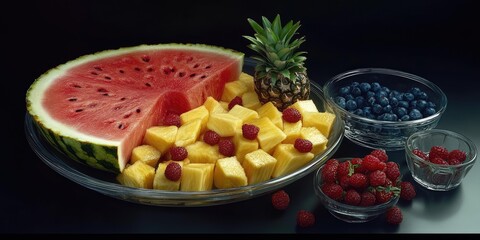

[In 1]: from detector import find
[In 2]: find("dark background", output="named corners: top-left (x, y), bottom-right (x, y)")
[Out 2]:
top-left (2, 0), bottom-right (480, 234)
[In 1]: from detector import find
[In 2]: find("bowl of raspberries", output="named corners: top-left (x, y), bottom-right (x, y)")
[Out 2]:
top-left (313, 149), bottom-right (416, 223)
top-left (405, 129), bottom-right (477, 191)
top-left (323, 68), bottom-right (447, 151)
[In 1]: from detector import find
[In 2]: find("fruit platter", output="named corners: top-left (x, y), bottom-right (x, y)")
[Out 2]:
top-left (24, 15), bottom-right (345, 206)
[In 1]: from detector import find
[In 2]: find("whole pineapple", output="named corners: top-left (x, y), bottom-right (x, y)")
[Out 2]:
top-left (244, 14), bottom-right (310, 111)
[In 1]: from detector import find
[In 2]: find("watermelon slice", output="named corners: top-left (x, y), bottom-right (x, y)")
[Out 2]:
top-left (26, 43), bottom-right (244, 173)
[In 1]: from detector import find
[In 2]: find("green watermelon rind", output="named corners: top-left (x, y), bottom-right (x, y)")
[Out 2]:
top-left (26, 43), bottom-right (244, 173)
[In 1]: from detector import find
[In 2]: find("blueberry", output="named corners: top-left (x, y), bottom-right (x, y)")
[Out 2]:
top-left (359, 82), bottom-right (371, 93)
top-left (345, 94), bottom-right (354, 101)
top-left (389, 97), bottom-right (399, 107)
top-left (375, 90), bottom-right (388, 99)
top-left (362, 106), bottom-right (372, 115)
top-left (367, 96), bottom-right (376, 106)
top-left (409, 109), bottom-right (423, 120)
top-left (400, 115), bottom-right (410, 121)
top-left (346, 99), bottom-right (358, 110)
top-left (409, 87), bottom-right (422, 96)
top-left (427, 101), bottom-right (436, 109)
top-left (389, 90), bottom-right (400, 99)
top-left (395, 107), bottom-right (408, 117)
top-left (398, 100), bottom-right (409, 108)
top-left (339, 86), bottom-right (351, 96)
top-left (366, 91), bottom-right (375, 98)
top-left (353, 108), bottom-right (364, 117)
top-left (371, 82), bottom-right (381, 92)
top-left (372, 104), bottom-right (383, 114)
top-left (396, 92), bottom-right (405, 101)
top-left (417, 91), bottom-right (428, 100)
top-left (417, 100), bottom-right (427, 110)
top-left (366, 113), bottom-right (376, 119)
top-left (423, 107), bottom-right (436, 116)
top-left (350, 81), bottom-right (360, 88)
top-left (409, 100), bottom-right (418, 110)
top-left (404, 93), bottom-right (415, 101)
top-left (383, 104), bottom-right (392, 113)
top-left (378, 96), bottom-right (389, 107)
top-left (351, 87), bottom-right (362, 96)
top-left (377, 113), bottom-right (395, 121)
top-left (355, 96), bottom-right (365, 108)
top-left (381, 86), bottom-right (391, 93)
top-left (335, 96), bottom-right (346, 109)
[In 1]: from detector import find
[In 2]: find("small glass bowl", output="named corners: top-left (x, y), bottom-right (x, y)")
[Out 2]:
top-left (405, 129), bottom-right (477, 191)
top-left (313, 158), bottom-right (399, 223)
top-left (323, 68), bottom-right (447, 151)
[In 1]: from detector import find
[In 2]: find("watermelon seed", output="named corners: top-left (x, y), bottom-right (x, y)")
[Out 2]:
top-left (178, 72), bottom-right (186, 77)
top-left (118, 123), bottom-right (125, 129)
top-left (136, 108), bottom-right (141, 113)
top-left (200, 75), bottom-right (207, 79)
top-left (119, 70), bottom-right (125, 74)
top-left (123, 113), bottom-right (132, 119)
top-left (170, 67), bottom-right (176, 72)
top-left (102, 93), bottom-right (109, 96)
top-left (189, 73), bottom-right (196, 78)
top-left (120, 97), bottom-right (126, 101)
top-left (104, 76), bottom-right (112, 80)
top-left (68, 98), bottom-right (77, 102)
top-left (72, 84), bottom-right (82, 88)
top-left (90, 71), bottom-right (98, 75)
top-left (162, 67), bottom-right (171, 75)
top-left (141, 55), bottom-right (150, 62)
top-left (94, 66), bottom-right (103, 71)
top-left (75, 109), bottom-right (84, 112)
top-left (193, 63), bottom-right (199, 68)
top-left (147, 67), bottom-right (154, 72)
top-left (134, 67), bottom-right (141, 72)
top-left (205, 65), bottom-right (212, 69)
top-left (97, 88), bottom-right (108, 92)
top-left (145, 82), bottom-right (152, 87)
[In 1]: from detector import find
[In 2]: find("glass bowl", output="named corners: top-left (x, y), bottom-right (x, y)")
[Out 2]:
top-left (313, 157), bottom-right (399, 223)
top-left (323, 68), bottom-right (447, 151)
top-left (405, 129), bottom-right (477, 191)
top-left (24, 58), bottom-right (345, 207)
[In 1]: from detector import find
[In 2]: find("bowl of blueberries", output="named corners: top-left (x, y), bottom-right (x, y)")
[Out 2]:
top-left (323, 68), bottom-right (447, 151)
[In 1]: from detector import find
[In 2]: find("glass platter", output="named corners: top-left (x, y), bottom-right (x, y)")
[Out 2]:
top-left (24, 58), bottom-right (345, 207)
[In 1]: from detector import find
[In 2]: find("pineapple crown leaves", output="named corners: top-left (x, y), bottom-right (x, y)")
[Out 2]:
top-left (243, 14), bottom-right (307, 85)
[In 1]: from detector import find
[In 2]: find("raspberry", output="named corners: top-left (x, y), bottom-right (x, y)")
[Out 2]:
top-left (282, 108), bottom-right (302, 123)
top-left (430, 157), bottom-right (448, 165)
top-left (412, 149), bottom-right (428, 160)
top-left (321, 163), bottom-right (338, 183)
top-left (294, 138), bottom-right (313, 153)
top-left (164, 162), bottom-right (182, 181)
top-left (383, 178), bottom-right (393, 187)
top-left (386, 206), bottom-right (403, 225)
top-left (375, 190), bottom-right (393, 204)
top-left (369, 170), bottom-right (386, 187)
top-left (359, 191), bottom-right (376, 206)
top-left (363, 154), bottom-right (384, 172)
top-left (170, 146), bottom-right (188, 161)
top-left (337, 161), bottom-right (351, 177)
top-left (344, 189), bottom-right (361, 206)
top-left (296, 210), bottom-right (315, 228)
top-left (400, 181), bottom-right (416, 201)
top-left (271, 190), bottom-right (290, 210)
top-left (228, 96), bottom-right (243, 110)
top-left (321, 183), bottom-right (344, 201)
top-left (163, 113), bottom-right (181, 127)
top-left (351, 158), bottom-right (366, 173)
top-left (429, 146), bottom-right (449, 161)
top-left (349, 173), bottom-right (368, 190)
top-left (339, 175), bottom-right (350, 189)
top-left (242, 124), bottom-right (259, 140)
top-left (203, 130), bottom-right (220, 145)
top-left (448, 158), bottom-right (462, 165)
top-left (326, 158), bottom-right (339, 167)
top-left (370, 149), bottom-right (388, 162)
top-left (385, 162), bottom-right (401, 182)
top-left (448, 149), bottom-right (466, 162)
top-left (218, 138), bottom-right (235, 156)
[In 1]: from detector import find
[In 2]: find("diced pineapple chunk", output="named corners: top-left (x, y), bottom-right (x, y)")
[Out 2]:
top-left (272, 144), bottom-right (314, 178)
top-left (228, 105), bottom-right (259, 122)
top-left (214, 156), bottom-right (248, 189)
top-left (181, 163), bottom-right (214, 191)
top-left (117, 161), bottom-right (155, 189)
top-left (248, 117), bottom-right (286, 154)
top-left (238, 72), bottom-right (255, 92)
top-left (143, 126), bottom-right (178, 154)
top-left (207, 113), bottom-right (242, 137)
top-left (256, 101), bottom-right (283, 129)
top-left (130, 145), bottom-right (161, 167)
top-left (180, 105), bottom-right (209, 132)
top-left (204, 96), bottom-right (227, 114)
top-left (243, 149), bottom-right (277, 185)
top-left (290, 100), bottom-right (319, 115)
top-left (221, 80), bottom-right (248, 103)
top-left (282, 121), bottom-right (303, 144)
top-left (153, 160), bottom-right (185, 191)
top-left (233, 134), bottom-right (259, 164)
top-left (175, 118), bottom-right (202, 147)
top-left (219, 101), bottom-right (229, 111)
top-left (302, 112), bottom-right (336, 137)
top-left (185, 141), bottom-right (221, 164)
top-left (300, 127), bottom-right (328, 155)
top-left (242, 91), bottom-right (261, 110)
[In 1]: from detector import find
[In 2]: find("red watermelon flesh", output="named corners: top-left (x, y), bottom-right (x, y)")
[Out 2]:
top-left (28, 44), bottom-right (244, 172)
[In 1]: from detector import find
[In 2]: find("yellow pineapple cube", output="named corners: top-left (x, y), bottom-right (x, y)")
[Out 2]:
top-left (291, 100), bottom-right (319, 115)
top-left (282, 121), bottom-right (303, 144)
top-left (117, 161), bottom-right (155, 189)
top-left (181, 163), bottom-right (214, 191)
top-left (256, 101), bottom-right (283, 129)
top-left (204, 96), bottom-right (227, 114)
top-left (228, 105), bottom-right (259, 122)
top-left (302, 112), bottom-right (336, 137)
top-left (221, 80), bottom-right (248, 102)
top-left (175, 118), bottom-right (202, 147)
top-left (238, 72), bottom-right (255, 92)
top-left (185, 141), bottom-right (221, 164)
top-left (300, 127), bottom-right (328, 155)
top-left (248, 117), bottom-right (286, 154)
top-left (130, 144), bottom-right (161, 167)
top-left (143, 126), bottom-right (178, 154)
top-left (243, 149), bottom-right (277, 185)
top-left (153, 160), bottom-right (185, 191)
top-left (214, 156), bottom-right (248, 189)
top-left (180, 105), bottom-right (209, 132)
top-left (219, 101), bottom-right (229, 111)
top-left (272, 144), bottom-right (314, 178)
top-left (207, 113), bottom-right (242, 137)
top-left (242, 91), bottom-right (261, 110)
top-left (233, 134), bottom-right (259, 164)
